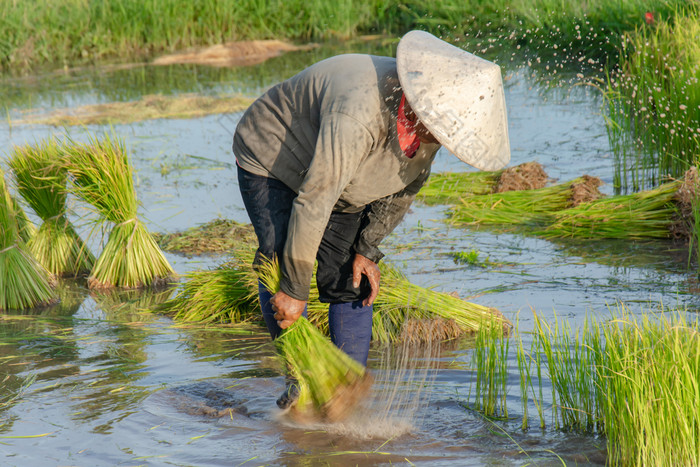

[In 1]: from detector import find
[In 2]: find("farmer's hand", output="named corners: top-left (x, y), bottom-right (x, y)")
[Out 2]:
top-left (352, 254), bottom-right (380, 306)
top-left (271, 291), bottom-right (306, 329)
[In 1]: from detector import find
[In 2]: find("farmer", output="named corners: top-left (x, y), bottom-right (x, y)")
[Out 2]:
top-left (232, 30), bottom-right (510, 408)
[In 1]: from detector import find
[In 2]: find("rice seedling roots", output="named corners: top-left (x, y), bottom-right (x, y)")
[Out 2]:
top-left (286, 371), bottom-right (374, 424)
top-left (494, 161), bottom-right (548, 193)
top-left (570, 175), bottom-right (604, 206)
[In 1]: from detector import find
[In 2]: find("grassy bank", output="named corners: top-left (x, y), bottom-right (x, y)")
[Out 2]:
top-left (1, 0), bottom-right (693, 73)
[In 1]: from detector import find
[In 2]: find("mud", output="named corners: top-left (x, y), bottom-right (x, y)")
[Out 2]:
top-left (168, 381), bottom-right (249, 418)
top-left (493, 161), bottom-right (549, 193)
top-left (153, 40), bottom-right (319, 67)
top-left (570, 174), bottom-right (604, 206)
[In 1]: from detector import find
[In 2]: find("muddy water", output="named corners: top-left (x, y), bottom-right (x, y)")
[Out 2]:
top-left (0, 40), bottom-right (696, 466)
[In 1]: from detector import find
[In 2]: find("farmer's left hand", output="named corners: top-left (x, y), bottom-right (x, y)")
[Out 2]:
top-left (352, 254), bottom-right (380, 306)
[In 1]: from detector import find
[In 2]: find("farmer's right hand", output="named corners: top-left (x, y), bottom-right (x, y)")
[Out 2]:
top-left (270, 290), bottom-right (306, 329)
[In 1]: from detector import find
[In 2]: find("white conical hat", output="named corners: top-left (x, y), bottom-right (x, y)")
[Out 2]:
top-left (397, 30), bottom-right (511, 171)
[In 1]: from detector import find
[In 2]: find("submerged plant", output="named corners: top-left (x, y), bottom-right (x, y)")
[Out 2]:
top-left (8, 138), bottom-right (95, 276)
top-left (0, 168), bottom-right (56, 311)
top-left (257, 257), bottom-right (371, 423)
top-left (63, 133), bottom-right (174, 288)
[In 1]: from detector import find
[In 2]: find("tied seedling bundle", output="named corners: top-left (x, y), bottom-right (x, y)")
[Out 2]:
top-left (373, 263), bottom-right (511, 344)
top-left (418, 162), bottom-right (548, 206)
top-left (448, 175), bottom-right (603, 227)
top-left (538, 179), bottom-right (682, 239)
top-left (257, 258), bottom-right (371, 423)
top-left (64, 134), bottom-right (173, 288)
top-left (9, 138), bottom-right (95, 276)
top-left (0, 168), bottom-right (56, 311)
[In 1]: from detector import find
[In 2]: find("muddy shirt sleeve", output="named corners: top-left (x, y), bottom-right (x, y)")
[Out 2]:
top-left (280, 113), bottom-right (373, 301)
top-left (353, 166), bottom-right (431, 263)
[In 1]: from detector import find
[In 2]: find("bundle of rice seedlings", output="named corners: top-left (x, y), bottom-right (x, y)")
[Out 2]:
top-left (157, 262), bottom-right (259, 324)
top-left (257, 258), bottom-right (371, 423)
top-left (538, 179), bottom-right (682, 239)
top-left (8, 138), bottom-right (95, 277)
top-left (417, 162), bottom-right (549, 205)
top-left (447, 175), bottom-right (603, 227)
top-left (11, 195), bottom-right (36, 243)
top-left (373, 263), bottom-right (511, 344)
top-left (63, 133), bottom-right (174, 288)
top-left (0, 168), bottom-right (57, 311)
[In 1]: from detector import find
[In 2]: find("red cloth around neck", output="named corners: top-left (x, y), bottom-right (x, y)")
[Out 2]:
top-left (397, 93), bottom-right (420, 158)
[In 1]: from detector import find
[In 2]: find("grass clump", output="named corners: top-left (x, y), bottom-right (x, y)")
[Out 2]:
top-left (153, 218), bottom-right (256, 256)
top-left (63, 133), bottom-right (174, 289)
top-left (257, 258), bottom-right (371, 423)
top-left (8, 138), bottom-right (95, 277)
top-left (606, 6), bottom-right (700, 191)
top-left (0, 168), bottom-right (57, 311)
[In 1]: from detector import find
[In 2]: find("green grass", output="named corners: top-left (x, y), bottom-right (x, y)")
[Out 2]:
top-left (469, 303), bottom-right (700, 464)
top-left (605, 5), bottom-right (700, 191)
top-left (1, 0), bottom-right (693, 73)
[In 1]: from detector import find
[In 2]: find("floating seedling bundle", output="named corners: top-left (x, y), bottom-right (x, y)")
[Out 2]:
top-left (9, 138), bottom-right (95, 277)
top-left (257, 258), bottom-right (371, 423)
top-left (0, 168), bottom-right (56, 311)
top-left (538, 178), bottom-right (683, 239)
top-left (418, 162), bottom-right (549, 206)
top-left (448, 175), bottom-right (603, 227)
top-left (64, 134), bottom-right (173, 288)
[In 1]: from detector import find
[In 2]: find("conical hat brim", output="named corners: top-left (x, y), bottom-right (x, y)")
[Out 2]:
top-left (397, 30), bottom-right (511, 171)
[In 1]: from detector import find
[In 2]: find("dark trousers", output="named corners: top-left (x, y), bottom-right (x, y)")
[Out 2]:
top-left (237, 166), bottom-right (373, 365)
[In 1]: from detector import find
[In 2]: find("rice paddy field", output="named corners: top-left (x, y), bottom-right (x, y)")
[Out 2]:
top-left (1, 4), bottom-right (699, 466)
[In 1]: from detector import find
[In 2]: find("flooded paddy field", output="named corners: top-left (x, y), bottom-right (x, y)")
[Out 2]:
top-left (1, 40), bottom-right (697, 466)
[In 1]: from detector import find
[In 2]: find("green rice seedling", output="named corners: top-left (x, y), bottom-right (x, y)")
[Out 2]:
top-left (375, 262), bottom-right (511, 344)
top-left (538, 178), bottom-right (681, 239)
top-left (597, 304), bottom-right (700, 466)
top-left (418, 171), bottom-right (500, 206)
top-left (471, 318), bottom-right (510, 418)
top-left (11, 195), bottom-right (36, 243)
top-left (157, 263), bottom-right (259, 325)
top-left (418, 162), bottom-right (549, 206)
top-left (447, 176), bottom-right (603, 228)
top-left (0, 168), bottom-right (57, 311)
top-left (63, 133), bottom-right (174, 289)
top-left (8, 138), bottom-right (95, 277)
top-left (257, 257), bottom-right (371, 423)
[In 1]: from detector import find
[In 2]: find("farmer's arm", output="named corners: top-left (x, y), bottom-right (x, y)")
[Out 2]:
top-left (350, 167), bottom-right (431, 306)
top-left (272, 113), bottom-right (373, 328)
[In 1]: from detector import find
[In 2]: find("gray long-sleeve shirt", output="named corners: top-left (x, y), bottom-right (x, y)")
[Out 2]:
top-left (233, 54), bottom-right (439, 300)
